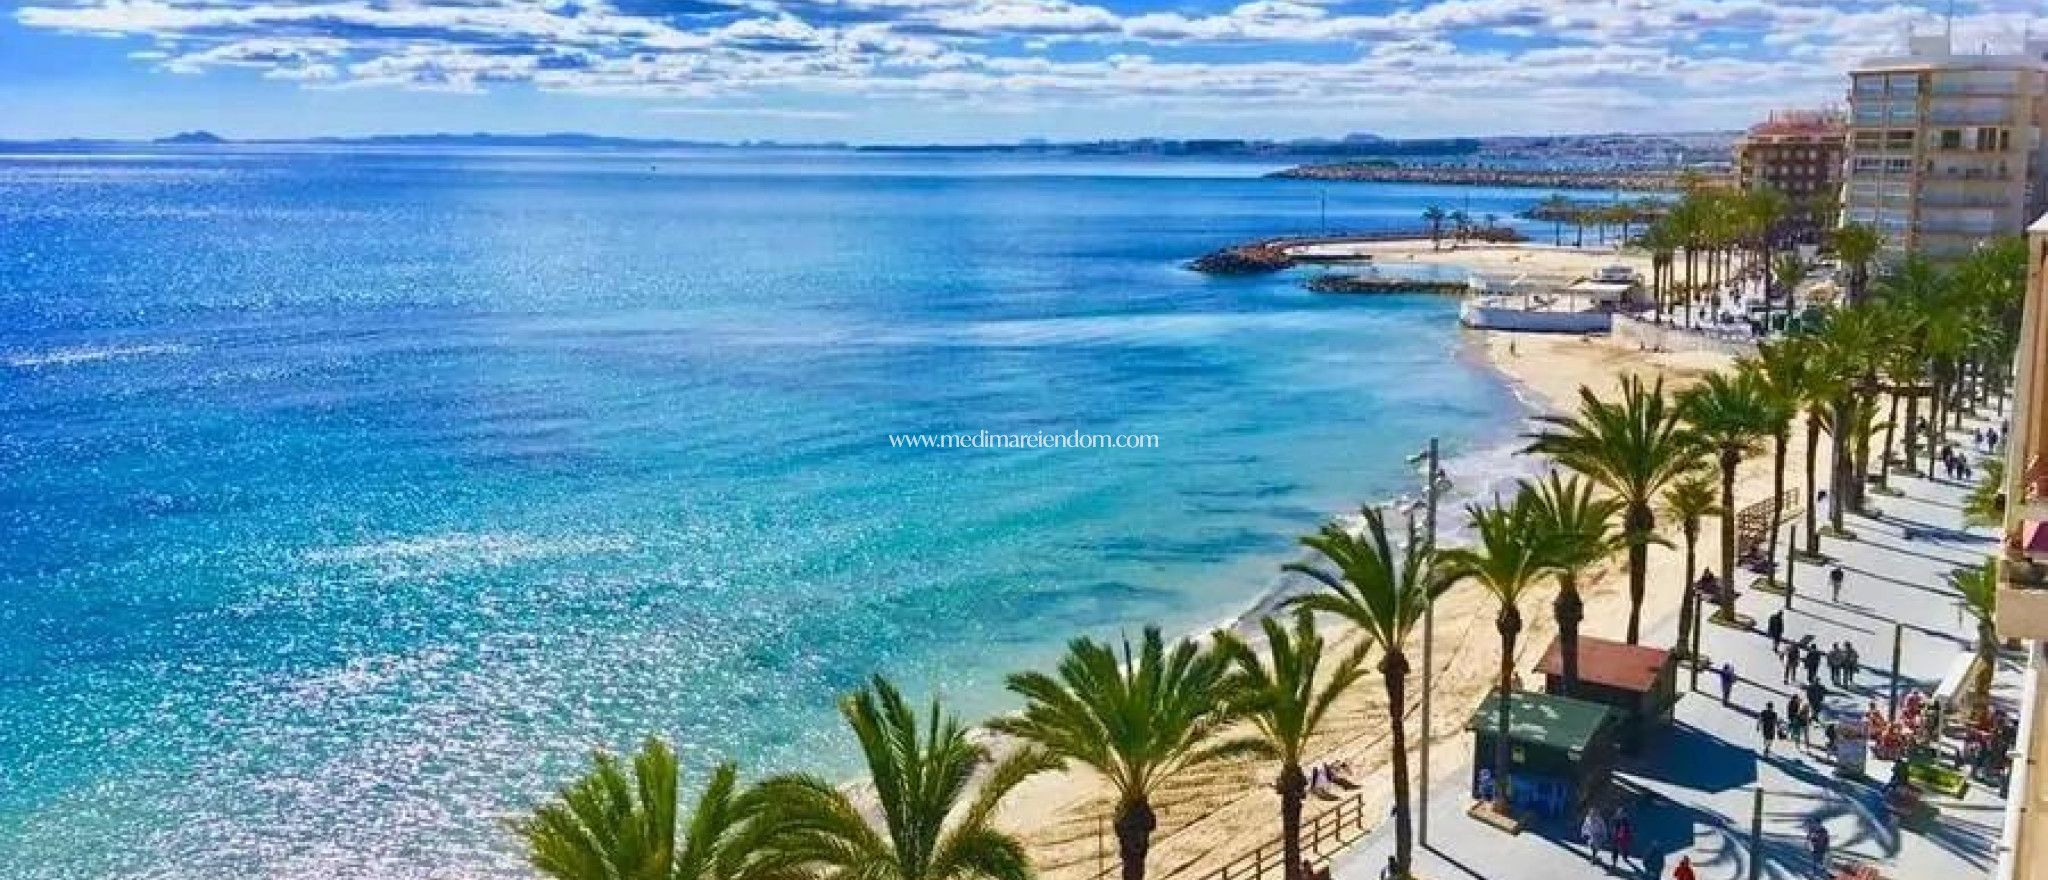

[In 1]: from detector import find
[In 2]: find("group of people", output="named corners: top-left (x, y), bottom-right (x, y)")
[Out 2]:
top-left (1578, 804), bottom-right (1637, 870)
top-left (1938, 443), bottom-right (1976, 482)
top-left (1972, 425), bottom-right (2002, 454)
top-left (1765, 612), bottom-right (1860, 689)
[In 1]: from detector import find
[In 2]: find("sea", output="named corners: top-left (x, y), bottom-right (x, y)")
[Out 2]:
top-left (0, 147), bottom-right (1558, 880)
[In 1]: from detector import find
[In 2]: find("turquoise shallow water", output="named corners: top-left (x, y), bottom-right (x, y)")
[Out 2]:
top-left (0, 148), bottom-right (1540, 879)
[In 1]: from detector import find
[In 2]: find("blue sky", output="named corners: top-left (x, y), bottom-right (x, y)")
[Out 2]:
top-left (1, 1), bottom-right (2040, 142)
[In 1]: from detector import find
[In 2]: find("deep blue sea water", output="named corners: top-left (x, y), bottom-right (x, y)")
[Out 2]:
top-left (0, 148), bottom-right (1543, 880)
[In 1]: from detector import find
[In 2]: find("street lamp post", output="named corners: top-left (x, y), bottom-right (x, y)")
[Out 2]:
top-left (1417, 438), bottom-right (1441, 846)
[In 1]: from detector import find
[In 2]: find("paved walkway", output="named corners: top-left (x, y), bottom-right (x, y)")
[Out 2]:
top-left (1334, 414), bottom-right (2025, 880)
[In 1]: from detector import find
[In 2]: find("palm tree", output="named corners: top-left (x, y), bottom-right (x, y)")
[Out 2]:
top-left (1526, 375), bottom-right (1700, 644)
top-left (1832, 223), bottom-right (1882, 306)
top-left (1746, 341), bottom-right (1809, 573)
top-left (1422, 206), bottom-right (1447, 252)
top-left (991, 628), bottom-right (1251, 880)
top-left (1449, 209), bottom-right (1473, 243)
top-left (1437, 494), bottom-right (1551, 812)
top-left (1680, 371), bottom-right (1772, 620)
top-left (1538, 194), bottom-right (1572, 246)
top-left (1285, 507), bottom-right (1450, 878)
top-left (1213, 610), bottom-right (1369, 880)
top-left (768, 678), bottom-right (1056, 880)
top-left (514, 739), bottom-right (797, 880)
top-left (1659, 472), bottom-right (1720, 667)
top-left (1521, 471), bottom-right (1627, 695)
top-left (1946, 559), bottom-right (2000, 723)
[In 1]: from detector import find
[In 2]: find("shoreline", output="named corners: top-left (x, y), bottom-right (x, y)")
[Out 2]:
top-left (1000, 248), bottom-right (1783, 880)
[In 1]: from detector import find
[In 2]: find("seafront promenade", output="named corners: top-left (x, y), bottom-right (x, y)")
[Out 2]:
top-left (1331, 413), bottom-right (2023, 880)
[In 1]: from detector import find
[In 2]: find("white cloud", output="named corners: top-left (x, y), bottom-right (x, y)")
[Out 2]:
top-left (12, 0), bottom-right (2044, 133)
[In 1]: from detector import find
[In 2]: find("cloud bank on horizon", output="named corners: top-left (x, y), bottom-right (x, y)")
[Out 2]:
top-left (7, 0), bottom-right (2045, 140)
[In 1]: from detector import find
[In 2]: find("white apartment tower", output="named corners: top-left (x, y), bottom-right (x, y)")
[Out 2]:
top-left (1843, 34), bottom-right (2048, 259)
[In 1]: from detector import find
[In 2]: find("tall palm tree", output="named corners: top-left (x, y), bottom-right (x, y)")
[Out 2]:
top-left (1946, 559), bottom-right (2000, 723)
top-left (1832, 223), bottom-right (1882, 306)
top-left (1813, 305), bottom-right (1886, 529)
top-left (991, 628), bottom-right (1251, 880)
top-left (1526, 375), bottom-right (1700, 644)
top-left (1422, 206), bottom-right (1448, 252)
top-left (1680, 371), bottom-right (1772, 619)
top-left (1213, 610), bottom-right (1369, 880)
top-left (1659, 472), bottom-right (1720, 668)
top-left (514, 739), bottom-right (797, 880)
top-left (768, 678), bottom-right (1057, 880)
top-left (1437, 494), bottom-right (1552, 812)
top-left (1285, 507), bottom-right (1451, 878)
top-left (1538, 194), bottom-right (1572, 246)
top-left (1521, 471), bottom-right (1627, 695)
top-left (1745, 341), bottom-right (1809, 572)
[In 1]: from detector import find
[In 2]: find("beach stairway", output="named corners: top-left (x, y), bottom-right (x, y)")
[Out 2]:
top-left (1737, 490), bottom-right (1804, 574)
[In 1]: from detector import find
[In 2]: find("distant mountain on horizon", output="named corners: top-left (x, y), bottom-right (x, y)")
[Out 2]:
top-left (2, 129), bottom-right (1740, 164)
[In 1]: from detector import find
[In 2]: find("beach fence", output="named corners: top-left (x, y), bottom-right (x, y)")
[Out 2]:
top-left (1086, 790), bottom-right (1377, 880)
top-left (1610, 313), bottom-right (1761, 358)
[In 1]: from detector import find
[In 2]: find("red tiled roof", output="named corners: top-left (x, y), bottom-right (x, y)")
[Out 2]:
top-left (1537, 635), bottom-right (1671, 693)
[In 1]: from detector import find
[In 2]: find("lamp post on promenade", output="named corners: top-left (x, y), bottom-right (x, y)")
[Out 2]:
top-left (1416, 438), bottom-right (1443, 845)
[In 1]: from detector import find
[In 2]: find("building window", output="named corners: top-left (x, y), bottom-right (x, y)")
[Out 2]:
top-left (1939, 129), bottom-right (1962, 149)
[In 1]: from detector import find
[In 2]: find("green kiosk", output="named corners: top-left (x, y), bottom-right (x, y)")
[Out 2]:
top-left (1466, 689), bottom-right (1623, 820)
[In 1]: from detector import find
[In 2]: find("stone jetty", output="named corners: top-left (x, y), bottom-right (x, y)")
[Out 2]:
top-left (1269, 163), bottom-right (1692, 192)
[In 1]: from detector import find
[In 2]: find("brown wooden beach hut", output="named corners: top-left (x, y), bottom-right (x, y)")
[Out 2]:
top-left (1537, 635), bottom-right (1679, 748)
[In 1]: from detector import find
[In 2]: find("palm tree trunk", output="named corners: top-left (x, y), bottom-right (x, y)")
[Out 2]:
top-left (1718, 450), bottom-right (1739, 618)
top-left (1556, 573), bottom-right (1584, 693)
top-left (1625, 504), bottom-right (1652, 644)
top-left (1382, 652), bottom-right (1414, 878)
top-left (1676, 529), bottom-right (1698, 660)
top-left (1843, 397), bottom-right (1859, 528)
top-left (1928, 376), bottom-right (1945, 476)
top-left (1492, 609), bottom-right (1521, 812)
top-left (1974, 622), bottom-right (1996, 724)
top-left (1803, 414), bottom-right (1821, 554)
top-left (1902, 393), bottom-right (1922, 475)
top-left (1880, 394), bottom-right (1900, 486)
top-left (1278, 765), bottom-right (1306, 880)
top-left (1114, 800), bottom-right (1157, 880)
top-left (1767, 430), bottom-right (1788, 572)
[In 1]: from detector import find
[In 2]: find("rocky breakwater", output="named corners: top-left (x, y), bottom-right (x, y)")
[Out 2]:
top-left (1188, 241), bottom-right (1297, 274)
top-left (1305, 275), bottom-right (1468, 295)
top-left (1269, 163), bottom-right (1692, 192)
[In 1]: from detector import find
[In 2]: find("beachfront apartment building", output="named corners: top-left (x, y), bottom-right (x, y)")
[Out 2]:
top-left (1996, 212), bottom-right (2048, 880)
top-left (1734, 109), bottom-right (1846, 238)
top-left (1842, 35), bottom-right (2048, 260)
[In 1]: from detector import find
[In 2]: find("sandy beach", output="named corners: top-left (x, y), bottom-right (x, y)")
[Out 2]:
top-left (998, 249), bottom-right (1820, 880)
top-left (1286, 239), bottom-right (1653, 286)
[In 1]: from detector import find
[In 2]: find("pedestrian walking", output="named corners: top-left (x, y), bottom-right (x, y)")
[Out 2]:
top-left (1830, 566), bottom-right (1845, 603)
top-left (1805, 680), bottom-right (1829, 720)
top-left (1611, 808), bottom-right (1634, 867)
top-left (1788, 695), bottom-right (1809, 745)
top-left (1672, 855), bottom-right (1697, 880)
top-left (1783, 639), bottom-right (1801, 683)
top-left (1581, 809), bottom-right (1608, 861)
top-left (1846, 644), bottom-right (1861, 685)
top-left (1719, 660), bottom-right (1737, 705)
top-left (1806, 822), bottom-right (1831, 872)
top-left (1803, 644), bottom-right (1824, 685)
top-left (1767, 609), bottom-right (1785, 650)
top-left (1759, 702), bottom-right (1782, 755)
